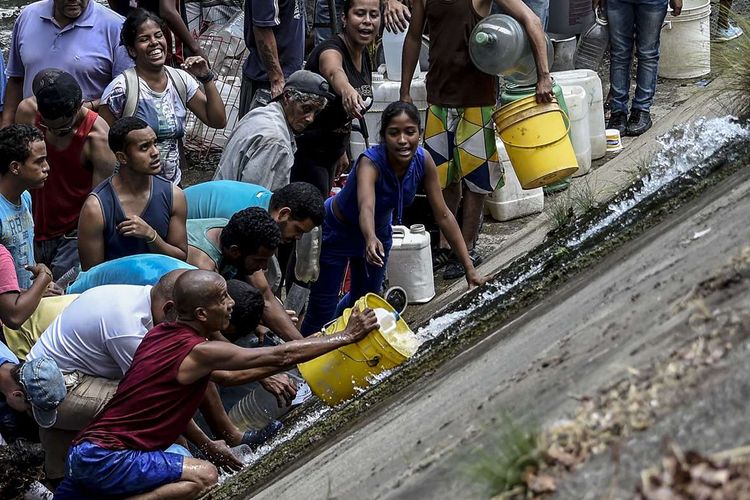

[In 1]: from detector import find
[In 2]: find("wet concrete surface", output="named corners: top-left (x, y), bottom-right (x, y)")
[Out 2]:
top-left (246, 153), bottom-right (750, 499)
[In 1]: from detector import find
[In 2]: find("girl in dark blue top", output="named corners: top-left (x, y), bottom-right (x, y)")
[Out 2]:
top-left (301, 102), bottom-right (486, 335)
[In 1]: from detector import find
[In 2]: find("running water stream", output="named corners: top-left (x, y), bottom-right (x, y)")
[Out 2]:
top-left (214, 116), bottom-right (750, 489)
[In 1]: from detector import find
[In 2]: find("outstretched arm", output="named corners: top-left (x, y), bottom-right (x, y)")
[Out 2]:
top-left (248, 270), bottom-right (303, 341)
top-left (423, 151), bottom-right (486, 288)
top-left (179, 308), bottom-right (378, 384)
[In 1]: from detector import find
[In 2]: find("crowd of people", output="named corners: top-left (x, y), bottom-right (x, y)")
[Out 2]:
top-left (0, 0), bottom-right (736, 496)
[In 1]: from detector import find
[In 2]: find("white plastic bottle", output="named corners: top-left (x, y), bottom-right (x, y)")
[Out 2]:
top-left (382, 25), bottom-right (420, 81)
top-left (373, 307), bottom-right (398, 335)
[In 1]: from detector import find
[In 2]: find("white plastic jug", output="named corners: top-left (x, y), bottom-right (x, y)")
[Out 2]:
top-left (562, 85), bottom-right (592, 176)
top-left (485, 140), bottom-right (544, 222)
top-left (386, 224), bottom-right (435, 303)
top-left (382, 25), bottom-right (420, 81)
top-left (551, 69), bottom-right (607, 160)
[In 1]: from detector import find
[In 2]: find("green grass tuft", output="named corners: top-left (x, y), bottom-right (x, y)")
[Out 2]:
top-left (462, 414), bottom-right (542, 497)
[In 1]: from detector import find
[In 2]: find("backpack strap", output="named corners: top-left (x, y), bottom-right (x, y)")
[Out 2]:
top-left (122, 67), bottom-right (140, 118)
top-left (165, 66), bottom-right (188, 105)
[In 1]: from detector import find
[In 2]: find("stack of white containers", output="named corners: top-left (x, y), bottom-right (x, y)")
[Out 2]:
top-left (387, 224), bottom-right (435, 303)
top-left (485, 139), bottom-right (544, 221)
top-left (550, 69), bottom-right (607, 160)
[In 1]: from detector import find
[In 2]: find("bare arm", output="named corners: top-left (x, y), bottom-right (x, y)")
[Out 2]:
top-left (211, 365), bottom-right (285, 386)
top-left (355, 159), bottom-right (384, 267)
top-left (198, 382), bottom-right (244, 445)
top-left (158, 0), bottom-right (205, 58)
top-left (84, 116), bottom-right (116, 186)
top-left (178, 308), bottom-right (378, 384)
top-left (187, 245), bottom-right (219, 272)
top-left (147, 184), bottom-right (189, 261)
top-left (2, 77), bottom-right (24, 127)
top-left (318, 49), bottom-right (365, 119)
top-left (399, 0), bottom-right (425, 102)
top-left (494, 0), bottom-right (553, 102)
top-left (0, 265), bottom-right (53, 329)
top-left (253, 26), bottom-right (285, 98)
top-left (77, 195), bottom-right (107, 271)
top-left (248, 270), bottom-right (303, 341)
top-left (184, 60), bottom-right (227, 129)
top-left (423, 151), bottom-right (486, 288)
top-left (98, 105), bottom-right (117, 127)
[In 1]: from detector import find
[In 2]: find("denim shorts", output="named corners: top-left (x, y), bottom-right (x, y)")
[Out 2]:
top-left (60, 440), bottom-right (185, 496)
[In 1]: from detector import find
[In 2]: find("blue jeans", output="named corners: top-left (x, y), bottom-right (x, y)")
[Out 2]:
top-left (301, 201), bottom-right (391, 336)
top-left (607, 0), bottom-right (668, 114)
top-left (523, 0), bottom-right (549, 30)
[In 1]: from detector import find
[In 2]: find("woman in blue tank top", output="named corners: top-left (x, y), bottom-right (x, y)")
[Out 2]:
top-left (301, 102), bottom-right (486, 336)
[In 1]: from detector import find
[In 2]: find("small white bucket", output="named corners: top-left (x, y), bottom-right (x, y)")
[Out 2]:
top-left (658, 0), bottom-right (711, 79)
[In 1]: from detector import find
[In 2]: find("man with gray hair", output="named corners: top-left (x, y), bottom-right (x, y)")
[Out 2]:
top-left (214, 70), bottom-right (333, 192)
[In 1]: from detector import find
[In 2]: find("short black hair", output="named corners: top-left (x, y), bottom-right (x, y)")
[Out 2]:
top-left (269, 182), bottom-right (325, 226)
top-left (220, 207), bottom-right (281, 256)
top-left (226, 279), bottom-right (264, 334)
top-left (0, 125), bottom-right (44, 175)
top-left (108, 116), bottom-right (149, 153)
top-left (121, 8), bottom-right (165, 50)
top-left (32, 69), bottom-right (82, 120)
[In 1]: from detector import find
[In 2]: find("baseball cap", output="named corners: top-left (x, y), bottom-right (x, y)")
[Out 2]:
top-left (32, 68), bottom-right (83, 120)
top-left (284, 70), bottom-right (335, 101)
top-left (19, 357), bottom-right (67, 428)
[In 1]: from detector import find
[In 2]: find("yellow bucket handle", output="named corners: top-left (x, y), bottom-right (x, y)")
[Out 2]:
top-left (499, 107), bottom-right (572, 150)
top-left (339, 348), bottom-right (381, 367)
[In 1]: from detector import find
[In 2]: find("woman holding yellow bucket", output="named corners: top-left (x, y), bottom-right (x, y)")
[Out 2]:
top-left (301, 102), bottom-right (487, 336)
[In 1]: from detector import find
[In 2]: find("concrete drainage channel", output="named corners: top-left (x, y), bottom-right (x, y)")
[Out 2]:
top-left (206, 118), bottom-right (750, 499)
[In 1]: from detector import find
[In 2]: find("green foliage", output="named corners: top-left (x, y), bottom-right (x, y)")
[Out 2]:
top-left (545, 193), bottom-right (575, 231)
top-left (715, 14), bottom-right (750, 116)
top-left (463, 414), bottom-right (542, 497)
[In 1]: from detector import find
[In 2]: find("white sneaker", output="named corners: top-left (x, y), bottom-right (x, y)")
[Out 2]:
top-left (715, 24), bottom-right (743, 42)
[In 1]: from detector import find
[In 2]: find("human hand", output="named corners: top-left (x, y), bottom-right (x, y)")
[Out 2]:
top-left (592, 0), bottom-right (605, 12)
top-left (200, 439), bottom-right (243, 472)
top-left (342, 88), bottom-right (366, 119)
top-left (43, 282), bottom-right (64, 297)
top-left (259, 374), bottom-right (298, 408)
top-left (535, 74), bottom-right (554, 104)
top-left (335, 152), bottom-right (350, 178)
top-left (26, 263), bottom-right (53, 284)
top-left (400, 92), bottom-right (413, 104)
top-left (670, 0), bottom-right (682, 15)
top-left (117, 215), bottom-right (156, 240)
top-left (342, 306), bottom-right (378, 343)
top-left (285, 309), bottom-right (299, 326)
top-left (465, 271), bottom-right (488, 290)
top-left (365, 236), bottom-right (385, 267)
top-left (384, 0), bottom-right (411, 33)
top-left (182, 56), bottom-right (211, 79)
top-left (270, 78), bottom-right (285, 99)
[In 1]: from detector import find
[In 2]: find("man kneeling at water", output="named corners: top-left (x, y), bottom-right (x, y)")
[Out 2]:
top-left (55, 270), bottom-right (377, 498)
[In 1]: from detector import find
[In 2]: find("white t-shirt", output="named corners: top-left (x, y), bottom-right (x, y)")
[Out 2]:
top-left (27, 285), bottom-right (154, 379)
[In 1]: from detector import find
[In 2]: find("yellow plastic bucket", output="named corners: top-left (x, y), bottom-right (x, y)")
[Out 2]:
top-left (493, 96), bottom-right (579, 189)
top-left (298, 293), bottom-right (413, 405)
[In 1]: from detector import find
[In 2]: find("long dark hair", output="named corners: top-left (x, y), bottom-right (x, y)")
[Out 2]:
top-left (379, 101), bottom-right (421, 143)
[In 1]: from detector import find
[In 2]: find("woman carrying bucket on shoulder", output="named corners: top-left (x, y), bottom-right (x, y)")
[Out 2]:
top-left (300, 101), bottom-right (487, 336)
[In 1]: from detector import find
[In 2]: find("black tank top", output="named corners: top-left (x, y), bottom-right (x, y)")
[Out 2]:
top-left (297, 35), bottom-right (373, 162)
top-left (92, 175), bottom-right (173, 262)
